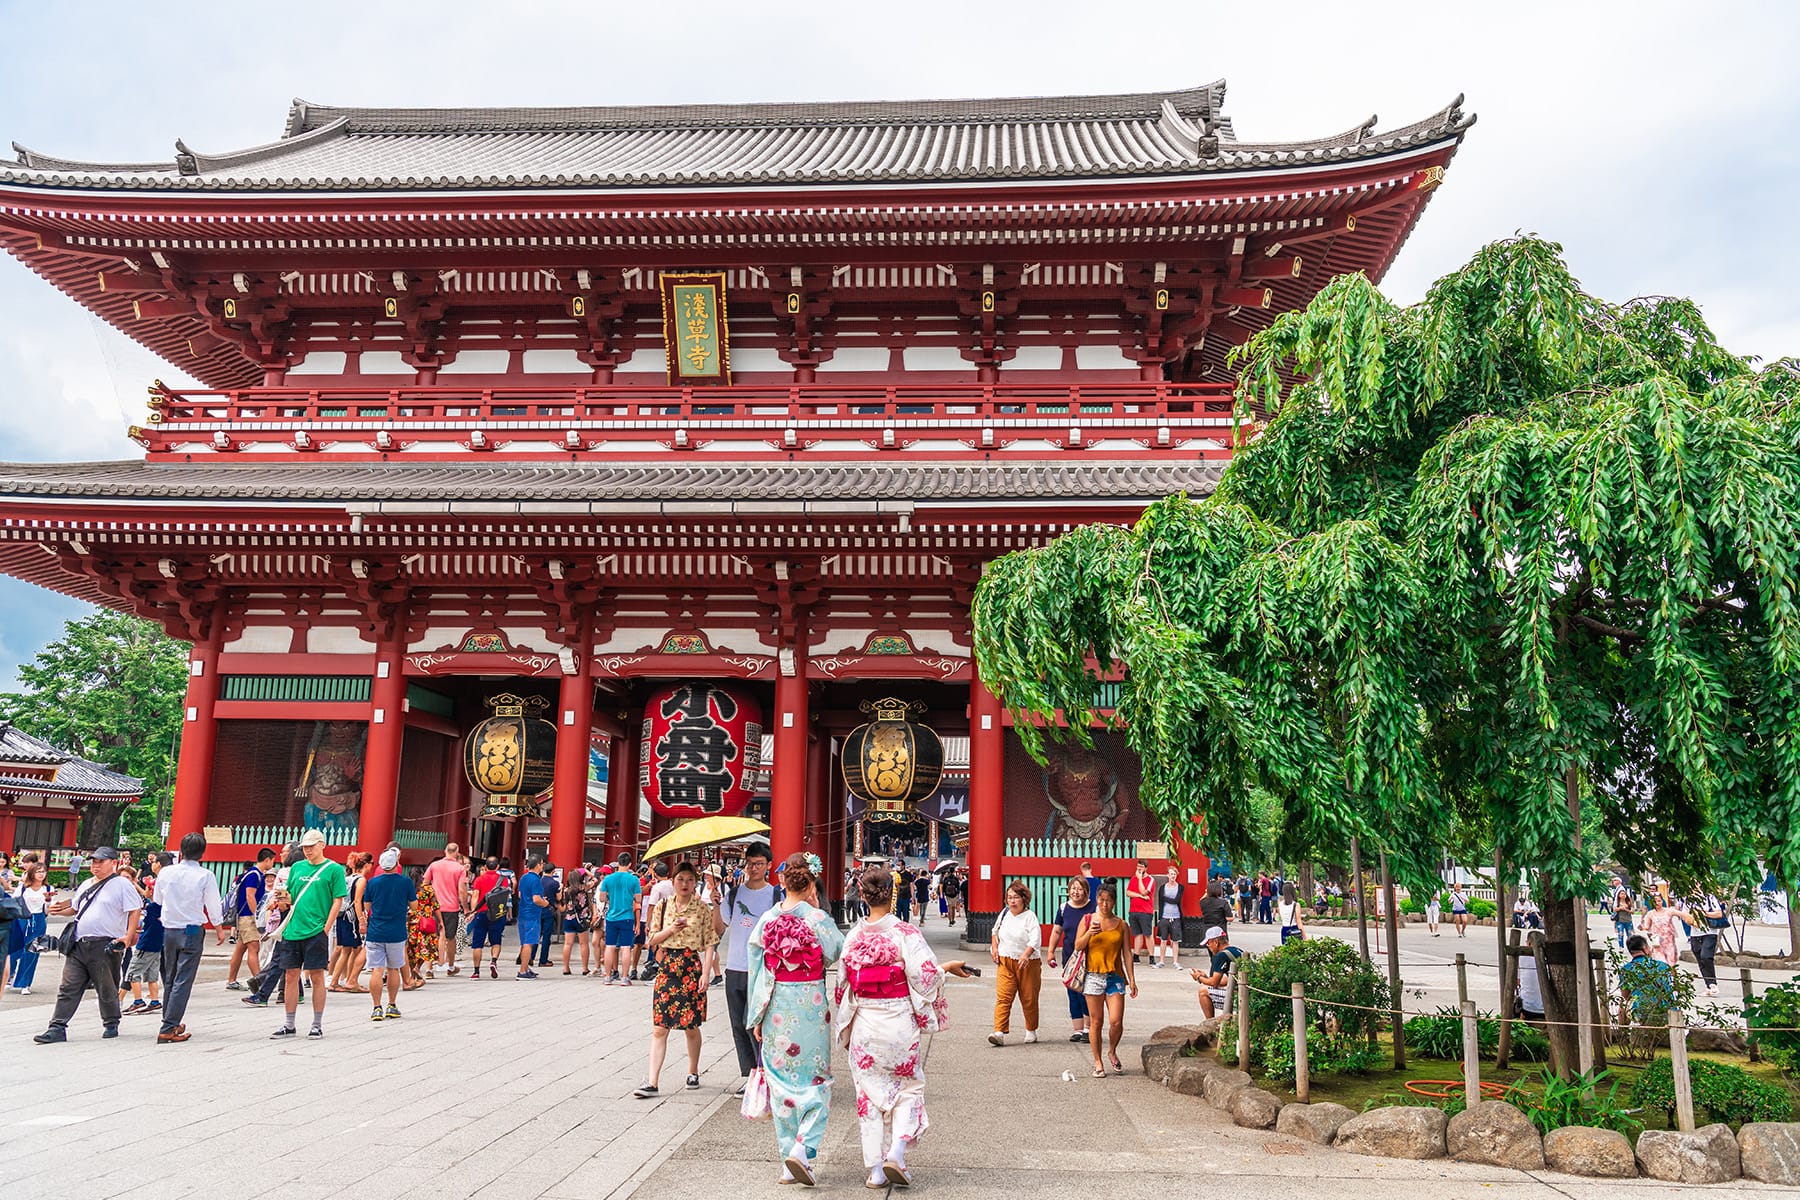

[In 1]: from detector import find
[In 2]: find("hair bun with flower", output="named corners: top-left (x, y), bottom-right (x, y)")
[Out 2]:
top-left (804, 853), bottom-right (823, 875)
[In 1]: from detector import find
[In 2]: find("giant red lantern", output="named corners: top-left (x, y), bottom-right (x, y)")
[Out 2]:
top-left (639, 683), bottom-right (762, 818)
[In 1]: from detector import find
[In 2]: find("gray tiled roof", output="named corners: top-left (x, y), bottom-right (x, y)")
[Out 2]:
top-left (5, 83), bottom-right (1471, 192)
top-left (0, 458), bottom-right (1223, 508)
top-left (0, 723), bottom-right (143, 800)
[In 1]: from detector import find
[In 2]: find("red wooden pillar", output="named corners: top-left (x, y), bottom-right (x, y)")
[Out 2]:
top-left (824, 743), bottom-right (847, 905)
top-left (770, 621), bottom-right (810, 863)
top-left (356, 626), bottom-right (408, 853)
top-left (437, 735), bottom-right (462, 841)
top-left (968, 671), bottom-right (1005, 921)
top-left (167, 620), bottom-right (225, 848)
top-left (0, 808), bottom-right (15, 853)
top-left (803, 729), bottom-right (829, 860)
top-left (549, 638), bottom-right (595, 870)
top-left (604, 730), bottom-right (641, 863)
top-left (1173, 832), bottom-right (1211, 920)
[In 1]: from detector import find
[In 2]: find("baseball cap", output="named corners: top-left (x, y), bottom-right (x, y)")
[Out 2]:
top-left (299, 829), bottom-right (327, 848)
top-left (1203, 926), bottom-right (1227, 942)
top-left (379, 847), bottom-right (401, 870)
top-left (91, 846), bottom-right (120, 861)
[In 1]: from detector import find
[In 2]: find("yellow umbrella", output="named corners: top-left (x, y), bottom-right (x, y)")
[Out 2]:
top-left (644, 815), bottom-right (771, 861)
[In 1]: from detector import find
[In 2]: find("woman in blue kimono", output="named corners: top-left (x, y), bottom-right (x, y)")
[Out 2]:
top-left (748, 852), bottom-right (844, 1186)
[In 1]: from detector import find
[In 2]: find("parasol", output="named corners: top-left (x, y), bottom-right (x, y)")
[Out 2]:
top-left (858, 854), bottom-right (891, 863)
top-left (644, 815), bottom-right (771, 861)
top-left (932, 858), bottom-right (961, 872)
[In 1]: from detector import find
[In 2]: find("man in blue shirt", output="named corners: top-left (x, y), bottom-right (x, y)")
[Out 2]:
top-left (1619, 933), bottom-right (1676, 1021)
top-left (226, 847), bottom-right (275, 990)
top-left (360, 847), bottom-right (416, 1020)
top-left (599, 852), bottom-right (643, 985)
top-left (535, 869), bottom-right (560, 968)
top-left (515, 853), bottom-right (550, 980)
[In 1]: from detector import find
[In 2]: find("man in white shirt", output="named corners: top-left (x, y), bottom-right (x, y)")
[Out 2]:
top-left (34, 846), bottom-right (143, 1044)
top-left (722, 843), bottom-right (778, 1092)
top-left (153, 832), bottom-right (225, 1044)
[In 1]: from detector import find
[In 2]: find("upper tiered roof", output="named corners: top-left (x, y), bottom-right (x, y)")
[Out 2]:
top-left (6, 82), bottom-right (1472, 191)
top-left (0, 722), bottom-right (144, 805)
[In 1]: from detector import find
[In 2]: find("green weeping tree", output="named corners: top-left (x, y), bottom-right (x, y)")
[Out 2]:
top-left (973, 237), bottom-right (1800, 1064)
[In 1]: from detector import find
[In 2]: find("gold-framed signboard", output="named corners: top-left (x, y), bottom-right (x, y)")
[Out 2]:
top-left (658, 271), bottom-right (732, 386)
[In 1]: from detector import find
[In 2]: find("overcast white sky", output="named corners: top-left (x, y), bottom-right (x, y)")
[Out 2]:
top-left (0, 1), bottom-right (1796, 686)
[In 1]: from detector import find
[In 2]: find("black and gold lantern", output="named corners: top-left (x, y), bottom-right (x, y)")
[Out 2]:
top-left (463, 693), bottom-right (557, 819)
top-left (841, 697), bottom-right (943, 823)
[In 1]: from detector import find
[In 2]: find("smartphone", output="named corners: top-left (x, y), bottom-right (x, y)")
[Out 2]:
top-left (965, 965), bottom-right (982, 977)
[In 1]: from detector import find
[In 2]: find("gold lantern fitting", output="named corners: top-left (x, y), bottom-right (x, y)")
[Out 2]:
top-left (842, 697), bottom-right (944, 824)
top-left (464, 692), bottom-right (558, 819)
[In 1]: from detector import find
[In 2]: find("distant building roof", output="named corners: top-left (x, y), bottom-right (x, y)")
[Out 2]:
top-left (0, 722), bottom-right (144, 805)
top-left (5, 83), bottom-right (1472, 192)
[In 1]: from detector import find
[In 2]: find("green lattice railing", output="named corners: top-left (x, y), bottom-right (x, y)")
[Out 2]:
top-left (221, 675), bottom-right (371, 703)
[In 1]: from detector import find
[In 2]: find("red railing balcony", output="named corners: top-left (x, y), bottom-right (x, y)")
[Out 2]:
top-left (132, 380), bottom-right (1243, 461)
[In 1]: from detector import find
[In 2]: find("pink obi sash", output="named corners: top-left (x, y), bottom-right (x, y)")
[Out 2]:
top-left (846, 962), bottom-right (909, 999)
top-left (771, 962), bottom-right (824, 983)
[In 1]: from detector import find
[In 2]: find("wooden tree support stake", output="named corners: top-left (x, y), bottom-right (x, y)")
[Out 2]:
top-left (1292, 982), bottom-right (1309, 1104)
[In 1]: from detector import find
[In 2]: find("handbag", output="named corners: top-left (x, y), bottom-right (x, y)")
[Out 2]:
top-left (740, 1058), bottom-right (772, 1121)
top-left (1060, 911), bottom-right (1089, 992)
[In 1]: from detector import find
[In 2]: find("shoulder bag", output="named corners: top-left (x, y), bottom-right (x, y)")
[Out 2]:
top-left (1061, 914), bottom-right (1090, 993)
top-left (262, 862), bottom-right (332, 947)
top-left (54, 875), bottom-right (120, 955)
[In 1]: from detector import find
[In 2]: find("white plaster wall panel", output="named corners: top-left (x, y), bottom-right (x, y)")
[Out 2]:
top-left (999, 346), bottom-right (1064, 370)
top-left (520, 349), bottom-right (590, 373)
top-left (438, 350), bottom-right (513, 374)
top-left (224, 625), bottom-right (294, 654)
top-left (1076, 344), bottom-right (1137, 370)
top-left (616, 348), bottom-right (667, 373)
top-left (815, 347), bottom-right (890, 373)
top-left (902, 347), bottom-right (975, 372)
top-left (309, 626), bottom-right (376, 653)
top-left (355, 351), bottom-right (416, 375)
top-left (499, 627), bottom-right (559, 653)
top-left (288, 352), bottom-right (348, 376)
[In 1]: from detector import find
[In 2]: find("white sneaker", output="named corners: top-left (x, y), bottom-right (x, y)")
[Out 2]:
top-left (987, 1031), bottom-right (1004, 1046)
top-left (1023, 1030), bottom-right (1038, 1044)
top-left (18, 987), bottom-right (30, 996)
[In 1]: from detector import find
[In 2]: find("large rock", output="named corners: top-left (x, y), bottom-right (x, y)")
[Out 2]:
top-left (1276, 1102), bottom-right (1355, 1145)
top-left (1230, 1087), bottom-right (1283, 1129)
top-left (1739, 1123), bottom-right (1800, 1186)
top-left (1542, 1126), bottom-right (1637, 1178)
top-left (1147, 1023), bottom-right (1207, 1044)
top-left (1636, 1124), bottom-right (1741, 1183)
top-left (1333, 1106), bottom-right (1448, 1160)
top-left (1203, 1067), bottom-right (1251, 1110)
top-left (1141, 1041), bottom-right (1180, 1083)
top-left (1447, 1101), bottom-right (1545, 1170)
top-left (1167, 1058), bottom-right (1212, 1097)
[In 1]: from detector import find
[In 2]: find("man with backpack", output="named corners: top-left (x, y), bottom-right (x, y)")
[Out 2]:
top-left (467, 857), bottom-right (511, 980)
top-left (225, 847), bottom-right (275, 990)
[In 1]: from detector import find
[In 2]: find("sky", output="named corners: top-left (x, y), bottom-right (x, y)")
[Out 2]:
top-left (0, 0), bottom-right (1796, 687)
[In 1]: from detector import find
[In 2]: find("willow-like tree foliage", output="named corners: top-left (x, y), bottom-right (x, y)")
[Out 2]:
top-left (974, 237), bottom-right (1800, 896)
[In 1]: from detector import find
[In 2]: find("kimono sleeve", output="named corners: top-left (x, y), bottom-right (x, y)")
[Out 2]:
top-left (746, 907), bottom-right (776, 1028)
top-left (810, 905), bottom-right (844, 966)
top-left (902, 923), bottom-right (949, 1032)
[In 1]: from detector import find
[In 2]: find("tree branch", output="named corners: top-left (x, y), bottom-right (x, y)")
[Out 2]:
top-left (1571, 612), bottom-right (1645, 642)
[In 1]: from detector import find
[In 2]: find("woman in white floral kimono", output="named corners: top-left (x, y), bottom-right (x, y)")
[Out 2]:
top-left (747, 852), bottom-right (844, 1186)
top-left (835, 865), bottom-right (972, 1189)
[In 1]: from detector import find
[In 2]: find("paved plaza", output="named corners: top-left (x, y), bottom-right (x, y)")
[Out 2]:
top-left (1, 916), bottom-right (1791, 1200)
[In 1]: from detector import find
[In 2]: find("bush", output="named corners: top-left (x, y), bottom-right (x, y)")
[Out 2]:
top-left (1527, 1067), bottom-right (1643, 1137)
top-left (1467, 897), bottom-right (1497, 920)
top-left (1403, 1007), bottom-right (1493, 1059)
top-left (1508, 1022), bottom-right (1552, 1063)
top-left (1745, 980), bottom-right (1800, 1073)
top-left (1632, 1058), bottom-right (1793, 1128)
top-left (1259, 1027), bottom-right (1382, 1084)
top-left (1399, 895), bottom-right (1426, 915)
top-left (1241, 936), bottom-right (1390, 1047)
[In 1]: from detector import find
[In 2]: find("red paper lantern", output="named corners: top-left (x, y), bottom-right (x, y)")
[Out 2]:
top-left (639, 683), bottom-right (762, 818)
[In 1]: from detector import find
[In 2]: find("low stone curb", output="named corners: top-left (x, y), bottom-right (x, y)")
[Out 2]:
top-left (1146, 1038), bottom-right (1797, 1185)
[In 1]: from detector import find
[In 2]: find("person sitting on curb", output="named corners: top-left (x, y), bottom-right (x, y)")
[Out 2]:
top-left (1189, 926), bottom-right (1240, 1019)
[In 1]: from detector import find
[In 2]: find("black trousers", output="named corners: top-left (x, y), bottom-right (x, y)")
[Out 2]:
top-left (1690, 932), bottom-right (1720, 987)
top-left (160, 926), bottom-right (204, 1034)
top-left (725, 968), bottom-right (757, 1077)
top-left (47, 936), bottom-right (123, 1032)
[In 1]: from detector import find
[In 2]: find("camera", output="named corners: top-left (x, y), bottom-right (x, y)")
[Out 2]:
top-left (27, 934), bottom-right (57, 955)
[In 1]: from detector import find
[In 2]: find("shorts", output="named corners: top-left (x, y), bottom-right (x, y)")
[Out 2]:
top-left (334, 912), bottom-right (363, 949)
top-left (235, 915), bottom-right (260, 941)
top-left (365, 940), bottom-right (407, 970)
top-left (604, 918), bottom-right (636, 948)
top-left (276, 931), bottom-right (331, 972)
top-left (124, 948), bottom-right (162, 983)
top-left (469, 913), bottom-right (508, 949)
top-left (1128, 912), bottom-right (1155, 937)
top-left (1207, 986), bottom-right (1230, 1010)
top-left (1156, 917), bottom-right (1182, 942)
top-left (518, 919), bottom-right (543, 949)
top-left (1083, 971), bottom-right (1128, 997)
top-left (1280, 925), bottom-right (1303, 943)
top-left (562, 916), bottom-right (588, 934)
top-left (439, 910), bottom-right (462, 939)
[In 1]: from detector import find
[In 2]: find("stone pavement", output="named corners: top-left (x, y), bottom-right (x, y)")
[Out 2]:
top-left (0, 917), bottom-right (1789, 1200)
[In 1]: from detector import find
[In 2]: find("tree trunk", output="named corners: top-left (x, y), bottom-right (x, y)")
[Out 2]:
top-left (1787, 886), bottom-right (1800, 959)
top-left (1300, 862), bottom-right (1316, 904)
top-left (1538, 879), bottom-right (1584, 1078)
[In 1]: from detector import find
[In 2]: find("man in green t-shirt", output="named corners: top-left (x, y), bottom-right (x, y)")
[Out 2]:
top-left (272, 828), bottom-right (348, 1039)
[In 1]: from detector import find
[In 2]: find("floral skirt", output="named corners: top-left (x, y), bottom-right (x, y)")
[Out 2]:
top-left (653, 948), bottom-right (706, 1029)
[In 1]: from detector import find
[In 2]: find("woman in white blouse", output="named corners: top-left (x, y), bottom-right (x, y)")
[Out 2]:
top-left (987, 881), bottom-right (1042, 1046)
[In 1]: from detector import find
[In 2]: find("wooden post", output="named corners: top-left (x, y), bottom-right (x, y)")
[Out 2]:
top-left (1222, 957), bottom-right (1236, 1018)
top-left (1237, 968), bottom-right (1252, 1067)
top-left (1461, 999), bottom-right (1482, 1105)
top-left (1455, 953), bottom-right (1468, 1009)
top-left (1494, 848), bottom-right (1509, 994)
top-left (1496, 928), bottom-right (1520, 1068)
top-left (1566, 766), bottom-right (1595, 1078)
top-left (1742, 968), bottom-right (1759, 1062)
top-left (1292, 982), bottom-right (1310, 1103)
top-left (1530, 930), bottom-right (1559, 1077)
top-left (1588, 947), bottom-right (1608, 1070)
top-left (1669, 1009), bottom-right (1695, 1133)
top-left (1351, 837), bottom-right (1370, 964)
top-left (1380, 851), bottom-right (1404, 1069)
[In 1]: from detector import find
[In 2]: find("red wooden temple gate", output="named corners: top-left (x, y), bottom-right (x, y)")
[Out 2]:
top-left (0, 82), bottom-right (1469, 936)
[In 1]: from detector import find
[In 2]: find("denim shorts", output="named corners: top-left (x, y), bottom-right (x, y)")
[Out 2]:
top-left (604, 918), bottom-right (636, 948)
top-left (469, 913), bottom-right (508, 949)
top-left (1083, 971), bottom-right (1128, 997)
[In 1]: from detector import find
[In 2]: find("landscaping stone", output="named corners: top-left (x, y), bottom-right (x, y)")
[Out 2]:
top-left (1230, 1087), bottom-right (1283, 1130)
top-left (1446, 1101), bottom-right (1544, 1170)
top-left (1333, 1106), bottom-right (1448, 1160)
top-left (1148, 1023), bottom-right (1207, 1044)
top-left (1635, 1124), bottom-right (1741, 1184)
top-left (1167, 1058), bottom-right (1212, 1097)
top-left (1686, 1026), bottom-right (1748, 1054)
top-left (1739, 1123), bottom-right (1800, 1186)
top-left (1275, 1102), bottom-right (1355, 1145)
top-left (1542, 1126), bottom-right (1638, 1178)
top-left (1141, 1041), bottom-right (1181, 1083)
top-left (1202, 1067), bottom-right (1251, 1109)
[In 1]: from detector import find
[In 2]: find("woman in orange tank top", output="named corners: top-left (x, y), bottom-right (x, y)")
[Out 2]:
top-left (1074, 886), bottom-right (1137, 1077)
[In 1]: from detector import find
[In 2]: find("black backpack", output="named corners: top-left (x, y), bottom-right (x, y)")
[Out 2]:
top-left (486, 883), bottom-right (512, 922)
